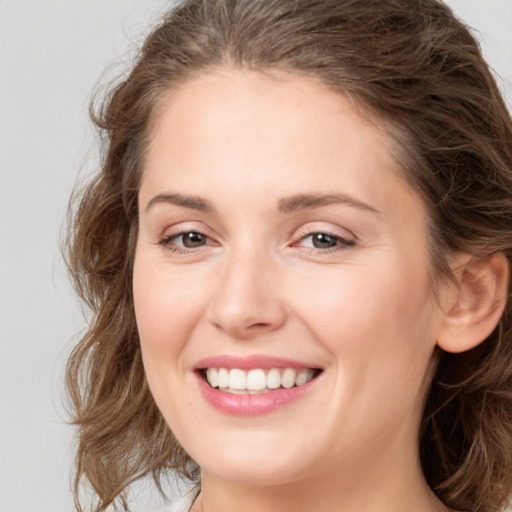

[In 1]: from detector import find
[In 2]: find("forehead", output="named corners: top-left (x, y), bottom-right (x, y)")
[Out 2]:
top-left (146, 70), bottom-right (396, 180)
top-left (149, 69), bottom-right (391, 156)
top-left (140, 69), bottom-right (420, 221)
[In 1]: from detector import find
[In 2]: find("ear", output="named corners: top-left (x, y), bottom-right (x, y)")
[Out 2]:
top-left (437, 252), bottom-right (509, 353)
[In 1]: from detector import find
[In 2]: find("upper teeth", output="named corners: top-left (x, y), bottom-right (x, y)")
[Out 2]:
top-left (205, 367), bottom-right (316, 393)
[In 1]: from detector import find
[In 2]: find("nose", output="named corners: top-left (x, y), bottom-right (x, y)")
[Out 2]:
top-left (207, 249), bottom-right (287, 339)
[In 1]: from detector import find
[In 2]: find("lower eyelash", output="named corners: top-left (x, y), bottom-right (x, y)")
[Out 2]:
top-left (156, 234), bottom-right (186, 253)
top-left (303, 242), bottom-right (355, 255)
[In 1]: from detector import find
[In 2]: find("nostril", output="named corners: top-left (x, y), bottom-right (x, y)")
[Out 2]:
top-left (249, 322), bottom-right (269, 329)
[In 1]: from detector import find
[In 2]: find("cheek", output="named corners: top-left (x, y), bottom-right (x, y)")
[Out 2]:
top-left (289, 254), bottom-right (438, 371)
top-left (132, 253), bottom-right (209, 367)
top-left (132, 253), bottom-right (209, 421)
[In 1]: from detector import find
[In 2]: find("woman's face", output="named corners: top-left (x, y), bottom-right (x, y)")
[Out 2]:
top-left (133, 70), bottom-right (446, 486)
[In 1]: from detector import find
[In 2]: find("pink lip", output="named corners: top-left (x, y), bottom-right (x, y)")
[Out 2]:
top-left (194, 354), bottom-right (320, 370)
top-left (194, 373), bottom-right (319, 416)
top-left (193, 354), bottom-right (322, 416)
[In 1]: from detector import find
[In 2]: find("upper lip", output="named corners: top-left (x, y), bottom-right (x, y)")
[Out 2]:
top-left (194, 354), bottom-right (322, 371)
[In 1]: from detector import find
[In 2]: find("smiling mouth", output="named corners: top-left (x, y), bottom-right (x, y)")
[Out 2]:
top-left (200, 367), bottom-right (323, 395)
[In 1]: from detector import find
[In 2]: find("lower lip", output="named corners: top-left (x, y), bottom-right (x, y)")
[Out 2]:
top-left (195, 372), bottom-right (319, 416)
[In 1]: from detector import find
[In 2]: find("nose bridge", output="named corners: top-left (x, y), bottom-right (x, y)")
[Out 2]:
top-left (208, 240), bottom-right (286, 338)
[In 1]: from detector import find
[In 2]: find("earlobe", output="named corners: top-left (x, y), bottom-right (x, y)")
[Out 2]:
top-left (437, 252), bottom-right (509, 354)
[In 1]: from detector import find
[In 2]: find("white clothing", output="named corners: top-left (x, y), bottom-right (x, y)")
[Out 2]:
top-left (159, 488), bottom-right (199, 512)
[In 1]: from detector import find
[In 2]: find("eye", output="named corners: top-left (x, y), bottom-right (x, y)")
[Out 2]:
top-left (159, 231), bottom-right (212, 251)
top-left (297, 232), bottom-right (355, 251)
top-left (176, 232), bottom-right (208, 248)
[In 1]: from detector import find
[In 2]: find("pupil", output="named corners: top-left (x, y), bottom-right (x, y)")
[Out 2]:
top-left (183, 232), bottom-right (205, 247)
top-left (313, 233), bottom-right (337, 249)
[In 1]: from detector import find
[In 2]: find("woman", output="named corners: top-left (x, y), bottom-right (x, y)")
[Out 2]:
top-left (65, 1), bottom-right (512, 511)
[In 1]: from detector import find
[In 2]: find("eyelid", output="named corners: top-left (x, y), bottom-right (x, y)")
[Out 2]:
top-left (158, 221), bottom-right (216, 239)
top-left (288, 223), bottom-right (358, 255)
top-left (155, 221), bottom-right (220, 250)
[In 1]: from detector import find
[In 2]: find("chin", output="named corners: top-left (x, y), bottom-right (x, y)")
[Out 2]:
top-left (200, 458), bottom-right (305, 487)
top-left (186, 432), bottom-right (314, 486)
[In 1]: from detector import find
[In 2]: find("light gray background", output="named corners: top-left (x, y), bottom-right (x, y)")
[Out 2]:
top-left (0, 1), bottom-right (511, 511)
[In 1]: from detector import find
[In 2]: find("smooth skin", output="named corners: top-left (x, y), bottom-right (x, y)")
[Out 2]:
top-left (133, 69), bottom-right (507, 512)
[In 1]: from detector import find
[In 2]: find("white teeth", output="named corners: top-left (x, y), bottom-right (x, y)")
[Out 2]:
top-left (246, 369), bottom-right (266, 390)
top-left (206, 368), bottom-right (218, 388)
top-left (229, 369), bottom-right (246, 390)
top-left (223, 388), bottom-right (247, 395)
top-left (296, 369), bottom-right (314, 386)
top-left (266, 368), bottom-right (281, 389)
top-left (218, 368), bottom-right (229, 388)
top-left (204, 367), bottom-right (318, 392)
top-left (281, 368), bottom-right (296, 389)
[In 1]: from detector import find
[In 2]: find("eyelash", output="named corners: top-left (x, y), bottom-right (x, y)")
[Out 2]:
top-left (157, 229), bottom-right (356, 254)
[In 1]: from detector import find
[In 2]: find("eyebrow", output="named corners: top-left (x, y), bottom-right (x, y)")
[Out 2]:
top-left (145, 192), bottom-right (379, 215)
top-left (278, 193), bottom-right (380, 215)
top-left (145, 193), bottom-right (214, 213)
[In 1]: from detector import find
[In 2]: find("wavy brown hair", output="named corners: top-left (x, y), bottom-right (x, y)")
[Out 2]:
top-left (66, 1), bottom-right (512, 511)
